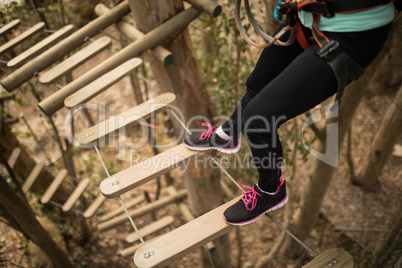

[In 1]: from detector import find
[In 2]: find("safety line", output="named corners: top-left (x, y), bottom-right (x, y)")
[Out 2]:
top-left (77, 108), bottom-right (145, 245)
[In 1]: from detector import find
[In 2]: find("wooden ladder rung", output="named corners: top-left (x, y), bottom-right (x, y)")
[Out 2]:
top-left (22, 161), bottom-right (45, 193)
top-left (39, 36), bottom-right (111, 84)
top-left (100, 195), bottom-right (145, 222)
top-left (64, 58), bottom-right (142, 108)
top-left (7, 147), bottom-right (21, 169)
top-left (7, 24), bottom-right (74, 68)
top-left (178, 203), bottom-right (216, 253)
top-left (166, 186), bottom-right (216, 254)
top-left (40, 169), bottom-right (68, 204)
top-left (62, 178), bottom-right (90, 212)
top-left (83, 194), bottom-right (106, 218)
top-left (126, 215), bottom-right (174, 243)
top-left (302, 248), bottom-right (354, 268)
top-left (134, 196), bottom-right (240, 267)
top-left (120, 235), bottom-right (162, 258)
top-left (98, 189), bottom-right (187, 232)
top-left (77, 92), bottom-right (176, 145)
top-left (0, 19), bottom-right (20, 37)
top-left (0, 22), bottom-right (45, 56)
top-left (100, 143), bottom-right (205, 198)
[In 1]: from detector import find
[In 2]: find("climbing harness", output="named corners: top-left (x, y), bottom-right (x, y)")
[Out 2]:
top-left (236, 0), bottom-right (394, 109)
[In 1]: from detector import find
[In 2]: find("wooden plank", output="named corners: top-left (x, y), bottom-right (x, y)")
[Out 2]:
top-left (77, 92), bottom-right (176, 145)
top-left (7, 25), bottom-right (74, 68)
top-left (0, 19), bottom-right (20, 37)
top-left (134, 196), bottom-right (239, 267)
top-left (83, 194), bottom-right (106, 218)
top-left (302, 248), bottom-right (354, 268)
top-left (39, 36), bottom-right (112, 85)
top-left (98, 189), bottom-right (187, 232)
top-left (126, 216), bottom-right (174, 243)
top-left (1, 2), bottom-right (131, 92)
top-left (22, 161), bottom-right (45, 193)
top-left (100, 143), bottom-right (205, 198)
top-left (40, 169), bottom-right (68, 204)
top-left (64, 58), bottom-right (142, 108)
top-left (62, 178), bottom-right (90, 212)
top-left (100, 195), bottom-right (145, 222)
top-left (0, 22), bottom-right (45, 57)
top-left (7, 147), bottom-right (21, 169)
top-left (120, 235), bottom-right (162, 258)
top-left (178, 203), bottom-right (216, 253)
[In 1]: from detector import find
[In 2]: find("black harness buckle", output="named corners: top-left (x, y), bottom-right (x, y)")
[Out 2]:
top-left (317, 40), bottom-right (341, 60)
top-left (317, 0), bottom-right (334, 17)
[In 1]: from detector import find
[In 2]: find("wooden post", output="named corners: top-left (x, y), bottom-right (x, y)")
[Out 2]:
top-left (355, 85), bottom-right (402, 189)
top-left (0, 1), bottom-right (131, 92)
top-left (38, 7), bottom-right (200, 116)
top-left (184, 0), bottom-right (222, 17)
top-left (94, 4), bottom-right (174, 66)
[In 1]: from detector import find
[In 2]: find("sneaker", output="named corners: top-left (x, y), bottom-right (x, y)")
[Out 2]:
top-left (223, 180), bottom-right (288, 226)
top-left (183, 122), bottom-right (240, 154)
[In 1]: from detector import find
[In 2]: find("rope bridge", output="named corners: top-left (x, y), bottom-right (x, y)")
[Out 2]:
top-left (0, 1), bottom-right (354, 267)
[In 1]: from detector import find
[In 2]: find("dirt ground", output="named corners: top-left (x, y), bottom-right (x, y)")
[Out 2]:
top-left (0, 20), bottom-right (401, 268)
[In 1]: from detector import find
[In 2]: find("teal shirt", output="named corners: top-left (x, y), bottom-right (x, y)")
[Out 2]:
top-left (299, 3), bottom-right (395, 32)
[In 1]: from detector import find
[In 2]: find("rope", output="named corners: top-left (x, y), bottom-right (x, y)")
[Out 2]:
top-left (77, 108), bottom-right (145, 245)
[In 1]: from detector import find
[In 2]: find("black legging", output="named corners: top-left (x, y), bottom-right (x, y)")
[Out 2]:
top-left (222, 22), bottom-right (392, 192)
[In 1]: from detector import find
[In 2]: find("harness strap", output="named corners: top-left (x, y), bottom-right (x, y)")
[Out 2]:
top-left (295, 20), bottom-right (310, 50)
top-left (311, 14), bottom-right (330, 47)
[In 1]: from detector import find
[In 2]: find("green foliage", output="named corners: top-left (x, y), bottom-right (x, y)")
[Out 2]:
top-left (13, 131), bottom-right (31, 139)
top-left (195, 2), bottom-right (255, 117)
top-left (0, 1), bottom-right (33, 23)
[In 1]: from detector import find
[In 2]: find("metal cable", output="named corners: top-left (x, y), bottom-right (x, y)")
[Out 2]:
top-left (77, 108), bottom-right (145, 245)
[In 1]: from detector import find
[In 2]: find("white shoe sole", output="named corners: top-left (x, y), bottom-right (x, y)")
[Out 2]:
top-left (184, 142), bottom-right (240, 154)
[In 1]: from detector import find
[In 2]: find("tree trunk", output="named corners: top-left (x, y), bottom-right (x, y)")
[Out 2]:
top-left (128, 0), bottom-right (213, 122)
top-left (354, 85), bottom-right (402, 190)
top-left (128, 1), bottom-right (230, 266)
top-left (375, 210), bottom-right (402, 265)
top-left (277, 49), bottom-right (388, 259)
top-left (0, 124), bottom-right (71, 203)
top-left (0, 175), bottom-right (74, 268)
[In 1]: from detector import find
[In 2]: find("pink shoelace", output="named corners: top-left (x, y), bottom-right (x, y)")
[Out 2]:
top-left (241, 184), bottom-right (261, 211)
top-left (200, 122), bottom-right (217, 140)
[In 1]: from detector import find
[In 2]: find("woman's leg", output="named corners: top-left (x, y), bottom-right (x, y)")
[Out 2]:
top-left (243, 22), bottom-right (393, 193)
top-left (224, 23), bottom-right (392, 226)
top-left (242, 46), bottom-right (338, 192)
top-left (183, 26), bottom-right (306, 153)
top-left (221, 30), bottom-right (305, 138)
